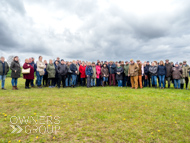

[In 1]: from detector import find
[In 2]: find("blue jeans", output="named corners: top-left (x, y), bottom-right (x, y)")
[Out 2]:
top-left (0, 75), bottom-right (6, 88)
top-left (91, 78), bottom-right (96, 86)
top-left (151, 76), bottom-right (157, 87)
top-left (158, 75), bottom-right (165, 88)
top-left (103, 77), bottom-right (108, 82)
top-left (71, 74), bottom-right (77, 86)
top-left (174, 79), bottom-right (180, 89)
top-left (36, 71), bottom-right (43, 86)
top-left (11, 78), bottom-right (18, 86)
top-left (117, 80), bottom-right (122, 87)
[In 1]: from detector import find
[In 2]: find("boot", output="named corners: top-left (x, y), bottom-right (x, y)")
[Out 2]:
top-left (12, 86), bottom-right (15, 90)
top-left (15, 86), bottom-right (18, 90)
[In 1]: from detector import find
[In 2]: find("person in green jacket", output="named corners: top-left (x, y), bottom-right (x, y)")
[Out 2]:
top-left (182, 61), bottom-right (190, 89)
top-left (0, 56), bottom-right (9, 90)
top-left (124, 61), bottom-right (129, 87)
top-left (46, 59), bottom-right (56, 88)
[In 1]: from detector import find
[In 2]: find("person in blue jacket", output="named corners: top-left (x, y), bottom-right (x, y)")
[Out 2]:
top-left (157, 60), bottom-right (166, 89)
top-left (69, 60), bottom-right (78, 88)
top-left (85, 62), bottom-right (93, 88)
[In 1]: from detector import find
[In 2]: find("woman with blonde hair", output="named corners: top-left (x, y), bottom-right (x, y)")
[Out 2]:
top-left (157, 60), bottom-right (166, 89)
top-left (149, 62), bottom-right (158, 88)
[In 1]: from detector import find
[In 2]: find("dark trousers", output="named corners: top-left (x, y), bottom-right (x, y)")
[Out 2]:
top-left (80, 78), bottom-right (85, 86)
top-left (54, 77), bottom-right (59, 86)
top-left (123, 76), bottom-right (129, 87)
top-left (87, 76), bottom-right (91, 87)
top-left (58, 75), bottom-right (66, 88)
top-left (43, 75), bottom-right (48, 86)
top-left (25, 79), bottom-right (31, 87)
top-left (185, 77), bottom-right (189, 89)
top-left (142, 75), bottom-right (145, 87)
top-left (96, 78), bottom-right (101, 86)
top-left (165, 77), bottom-right (171, 88)
top-left (109, 74), bottom-right (116, 86)
top-left (48, 78), bottom-right (54, 86)
top-left (147, 74), bottom-right (151, 87)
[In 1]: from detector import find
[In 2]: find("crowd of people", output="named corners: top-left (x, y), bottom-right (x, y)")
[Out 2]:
top-left (0, 56), bottom-right (190, 90)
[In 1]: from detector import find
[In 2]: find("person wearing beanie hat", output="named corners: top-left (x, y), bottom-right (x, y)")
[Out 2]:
top-left (172, 63), bottom-right (182, 89)
top-left (165, 59), bottom-right (172, 88)
top-left (128, 60), bottom-right (139, 89)
top-left (182, 61), bottom-right (190, 89)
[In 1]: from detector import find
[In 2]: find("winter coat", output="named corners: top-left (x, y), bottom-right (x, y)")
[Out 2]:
top-left (172, 67), bottom-right (182, 79)
top-left (144, 65), bottom-right (150, 75)
top-left (36, 61), bottom-right (46, 76)
top-left (101, 67), bottom-right (109, 77)
top-left (91, 66), bottom-right (96, 79)
top-left (76, 64), bottom-right (79, 75)
top-left (79, 65), bottom-right (86, 78)
top-left (96, 65), bottom-right (101, 79)
top-left (108, 64), bottom-right (116, 74)
top-left (10, 60), bottom-right (21, 78)
top-left (70, 63), bottom-right (77, 75)
top-left (149, 66), bottom-right (158, 76)
top-left (124, 64), bottom-right (129, 76)
top-left (182, 64), bottom-right (190, 77)
top-left (116, 67), bottom-right (124, 80)
top-left (128, 63), bottom-right (139, 76)
top-left (165, 63), bottom-right (172, 78)
top-left (0, 61), bottom-right (9, 75)
top-left (157, 65), bottom-right (166, 76)
top-left (85, 66), bottom-right (93, 76)
top-left (23, 63), bottom-right (34, 80)
top-left (137, 63), bottom-right (142, 76)
top-left (57, 64), bottom-right (68, 76)
top-left (46, 64), bottom-right (56, 78)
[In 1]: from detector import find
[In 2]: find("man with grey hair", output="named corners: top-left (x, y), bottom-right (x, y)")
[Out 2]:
top-left (0, 56), bottom-right (9, 90)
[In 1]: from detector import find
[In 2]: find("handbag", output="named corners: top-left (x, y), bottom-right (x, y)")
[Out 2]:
top-left (22, 68), bottom-right (30, 74)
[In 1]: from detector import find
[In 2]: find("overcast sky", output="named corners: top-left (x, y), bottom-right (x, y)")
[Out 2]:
top-left (0, 0), bottom-right (190, 63)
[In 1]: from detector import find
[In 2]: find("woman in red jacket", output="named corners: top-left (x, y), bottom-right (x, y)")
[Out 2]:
top-left (23, 59), bottom-right (34, 89)
top-left (79, 61), bottom-right (86, 86)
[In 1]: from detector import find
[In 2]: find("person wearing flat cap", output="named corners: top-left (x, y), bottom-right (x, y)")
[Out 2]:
top-left (181, 61), bottom-right (190, 89)
top-left (136, 60), bottom-right (143, 88)
top-left (165, 59), bottom-right (172, 88)
top-left (128, 59), bottom-right (139, 89)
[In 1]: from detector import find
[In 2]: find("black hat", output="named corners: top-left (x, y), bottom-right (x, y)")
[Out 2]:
top-left (61, 59), bottom-right (64, 61)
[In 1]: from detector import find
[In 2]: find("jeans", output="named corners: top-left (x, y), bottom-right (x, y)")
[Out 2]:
top-left (117, 80), bottom-right (122, 87)
top-left (30, 79), bottom-right (34, 87)
top-left (71, 74), bottom-right (77, 86)
top-left (91, 78), bottom-right (96, 86)
top-left (87, 76), bottom-right (91, 87)
top-left (36, 71), bottom-right (43, 86)
top-left (103, 77), bottom-right (108, 82)
top-left (151, 76), bottom-right (157, 87)
top-left (158, 75), bottom-right (165, 88)
top-left (174, 79), bottom-right (180, 89)
top-left (11, 78), bottom-right (18, 86)
top-left (0, 75), bottom-right (6, 88)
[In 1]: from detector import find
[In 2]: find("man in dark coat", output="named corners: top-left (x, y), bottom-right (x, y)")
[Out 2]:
top-left (57, 59), bottom-right (68, 88)
top-left (70, 60), bottom-right (78, 88)
top-left (165, 59), bottom-right (172, 88)
top-left (108, 61), bottom-right (116, 86)
top-left (144, 61), bottom-right (151, 87)
top-left (0, 56), bottom-right (9, 90)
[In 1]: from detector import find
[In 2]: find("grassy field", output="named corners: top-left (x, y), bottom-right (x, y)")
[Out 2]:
top-left (0, 78), bottom-right (190, 143)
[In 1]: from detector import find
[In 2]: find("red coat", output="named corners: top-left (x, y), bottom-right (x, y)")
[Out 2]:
top-left (79, 65), bottom-right (86, 78)
top-left (23, 63), bottom-right (34, 80)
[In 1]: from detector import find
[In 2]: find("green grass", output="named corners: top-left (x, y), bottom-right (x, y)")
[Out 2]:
top-left (0, 78), bottom-right (190, 143)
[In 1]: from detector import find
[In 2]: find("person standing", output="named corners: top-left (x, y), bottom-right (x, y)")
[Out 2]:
top-left (23, 59), bottom-right (34, 89)
top-left (157, 61), bottom-right (166, 89)
top-left (54, 60), bottom-right (59, 87)
top-left (91, 62), bottom-right (96, 87)
top-left (36, 56), bottom-right (46, 88)
top-left (10, 56), bottom-right (21, 90)
top-left (128, 59), bottom-right (139, 89)
top-left (46, 59), bottom-right (56, 88)
top-left (172, 62), bottom-right (182, 89)
top-left (0, 56), bottom-right (9, 90)
top-left (182, 61), bottom-right (190, 89)
top-left (70, 60), bottom-right (78, 88)
top-left (137, 60), bottom-right (143, 88)
top-left (116, 63), bottom-right (124, 87)
top-left (79, 61), bottom-right (86, 86)
top-left (85, 62), bottom-right (93, 88)
top-left (124, 61), bottom-right (129, 87)
top-left (101, 64), bottom-right (109, 87)
top-left (108, 61), bottom-right (116, 86)
top-left (96, 62), bottom-right (101, 86)
top-left (29, 57), bottom-right (37, 87)
top-left (57, 59), bottom-right (68, 88)
top-left (75, 61), bottom-right (80, 86)
top-left (149, 62), bottom-right (158, 88)
top-left (43, 60), bottom-right (48, 87)
top-left (144, 61), bottom-right (151, 87)
top-left (165, 59), bottom-right (172, 88)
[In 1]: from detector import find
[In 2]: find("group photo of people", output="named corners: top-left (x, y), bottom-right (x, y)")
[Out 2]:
top-left (0, 56), bottom-right (190, 90)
